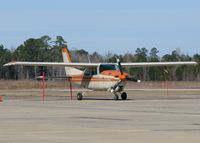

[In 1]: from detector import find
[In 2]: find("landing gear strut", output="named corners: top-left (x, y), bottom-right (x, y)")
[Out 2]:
top-left (114, 94), bottom-right (119, 100)
top-left (77, 93), bottom-right (83, 100)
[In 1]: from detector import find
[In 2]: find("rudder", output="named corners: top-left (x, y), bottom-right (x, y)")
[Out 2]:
top-left (62, 48), bottom-right (83, 76)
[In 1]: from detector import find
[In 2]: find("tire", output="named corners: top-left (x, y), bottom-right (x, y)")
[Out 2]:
top-left (77, 93), bottom-right (83, 100)
top-left (121, 92), bottom-right (127, 100)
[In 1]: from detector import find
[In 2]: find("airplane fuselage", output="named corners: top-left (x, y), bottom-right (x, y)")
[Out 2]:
top-left (70, 74), bottom-right (126, 91)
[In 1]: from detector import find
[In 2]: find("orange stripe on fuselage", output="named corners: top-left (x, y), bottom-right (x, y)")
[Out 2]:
top-left (70, 75), bottom-right (119, 82)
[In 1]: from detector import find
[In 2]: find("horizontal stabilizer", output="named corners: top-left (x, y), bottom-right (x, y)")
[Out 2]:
top-left (36, 76), bottom-right (72, 80)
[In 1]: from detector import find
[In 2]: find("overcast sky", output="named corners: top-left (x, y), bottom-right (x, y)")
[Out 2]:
top-left (0, 0), bottom-right (200, 56)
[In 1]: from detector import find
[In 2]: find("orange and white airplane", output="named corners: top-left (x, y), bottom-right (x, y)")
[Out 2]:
top-left (4, 48), bottom-right (198, 100)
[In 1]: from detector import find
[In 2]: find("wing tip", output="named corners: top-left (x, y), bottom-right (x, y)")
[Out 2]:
top-left (3, 61), bottom-right (16, 66)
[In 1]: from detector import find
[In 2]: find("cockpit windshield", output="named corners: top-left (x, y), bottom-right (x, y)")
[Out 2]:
top-left (99, 64), bottom-right (119, 73)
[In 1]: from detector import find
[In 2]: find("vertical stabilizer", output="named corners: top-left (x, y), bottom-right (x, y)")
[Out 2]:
top-left (62, 48), bottom-right (72, 63)
top-left (62, 48), bottom-right (83, 76)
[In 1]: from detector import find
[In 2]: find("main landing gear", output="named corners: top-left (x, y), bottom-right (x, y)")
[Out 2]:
top-left (113, 92), bottom-right (127, 101)
top-left (77, 92), bottom-right (83, 100)
top-left (77, 91), bottom-right (127, 101)
top-left (114, 93), bottom-right (119, 100)
top-left (121, 92), bottom-right (127, 100)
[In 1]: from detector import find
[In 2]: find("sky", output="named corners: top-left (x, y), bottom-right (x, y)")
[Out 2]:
top-left (0, 0), bottom-right (200, 56)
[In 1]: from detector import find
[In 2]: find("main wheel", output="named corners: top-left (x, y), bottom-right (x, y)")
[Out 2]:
top-left (121, 92), bottom-right (127, 100)
top-left (77, 93), bottom-right (83, 100)
top-left (114, 94), bottom-right (119, 101)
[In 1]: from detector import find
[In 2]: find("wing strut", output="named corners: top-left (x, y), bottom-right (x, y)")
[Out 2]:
top-left (42, 67), bottom-right (45, 101)
top-left (69, 77), bottom-right (73, 100)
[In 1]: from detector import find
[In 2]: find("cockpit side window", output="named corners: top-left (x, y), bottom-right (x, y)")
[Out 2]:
top-left (99, 64), bottom-right (119, 73)
top-left (84, 67), bottom-right (97, 76)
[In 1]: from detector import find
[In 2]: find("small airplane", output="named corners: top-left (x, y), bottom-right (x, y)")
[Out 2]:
top-left (4, 48), bottom-right (198, 100)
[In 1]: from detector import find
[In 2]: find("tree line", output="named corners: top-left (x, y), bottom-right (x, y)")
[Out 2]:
top-left (0, 35), bottom-right (200, 81)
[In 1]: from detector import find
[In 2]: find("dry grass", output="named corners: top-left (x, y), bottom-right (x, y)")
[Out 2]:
top-left (126, 81), bottom-right (200, 89)
top-left (0, 80), bottom-right (200, 90)
top-left (0, 80), bottom-right (70, 90)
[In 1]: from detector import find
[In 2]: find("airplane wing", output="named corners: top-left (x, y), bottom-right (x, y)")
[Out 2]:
top-left (121, 61), bottom-right (198, 67)
top-left (3, 61), bottom-right (99, 68)
top-left (3, 61), bottom-right (197, 68)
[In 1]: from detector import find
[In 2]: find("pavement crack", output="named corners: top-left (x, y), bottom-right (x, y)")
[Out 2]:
top-left (73, 116), bottom-right (128, 121)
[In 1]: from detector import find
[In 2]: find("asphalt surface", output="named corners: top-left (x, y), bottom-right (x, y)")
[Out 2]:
top-left (0, 93), bottom-right (200, 143)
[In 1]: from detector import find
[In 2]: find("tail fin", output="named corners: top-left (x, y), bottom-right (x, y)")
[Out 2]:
top-left (62, 48), bottom-right (83, 76)
top-left (62, 48), bottom-right (72, 63)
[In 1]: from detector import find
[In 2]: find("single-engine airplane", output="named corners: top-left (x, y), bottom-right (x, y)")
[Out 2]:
top-left (4, 48), bottom-right (198, 100)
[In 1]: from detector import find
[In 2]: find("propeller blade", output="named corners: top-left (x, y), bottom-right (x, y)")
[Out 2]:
top-left (117, 58), bottom-right (123, 75)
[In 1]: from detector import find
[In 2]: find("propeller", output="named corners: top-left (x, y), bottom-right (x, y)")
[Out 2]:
top-left (117, 58), bottom-right (123, 75)
top-left (116, 58), bottom-right (141, 83)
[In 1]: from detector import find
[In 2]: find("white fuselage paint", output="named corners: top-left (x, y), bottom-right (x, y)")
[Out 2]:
top-left (70, 74), bottom-right (126, 91)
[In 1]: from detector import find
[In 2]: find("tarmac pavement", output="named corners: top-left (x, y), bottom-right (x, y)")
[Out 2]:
top-left (0, 94), bottom-right (200, 143)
